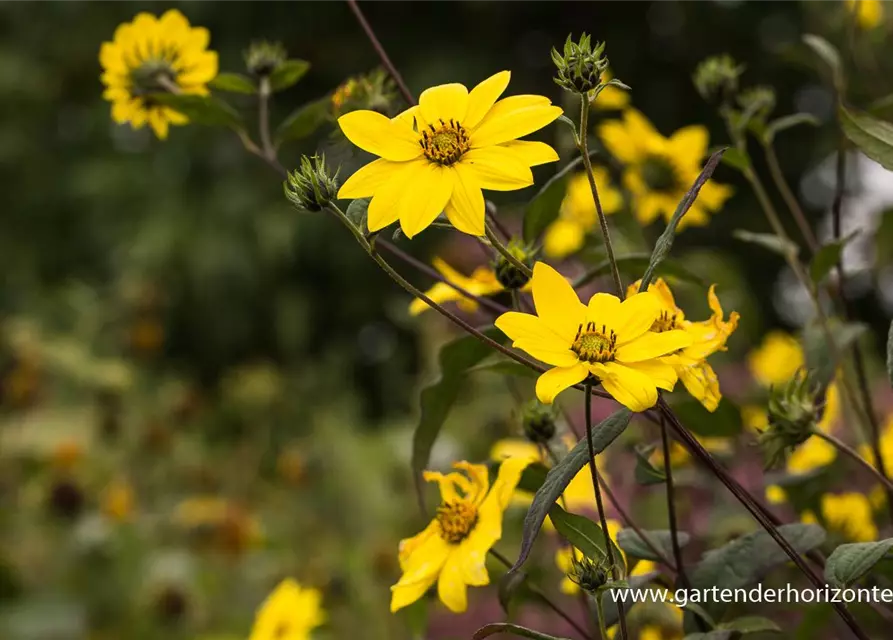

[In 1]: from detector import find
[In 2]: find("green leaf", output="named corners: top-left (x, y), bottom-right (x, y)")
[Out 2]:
top-left (839, 106), bottom-right (893, 172)
top-left (802, 320), bottom-right (867, 387)
top-left (809, 232), bottom-right (858, 283)
top-left (516, 463), bottom-right (549, 494)
top-left (473, 623), bottom-right (573, 640)
top-left (345, 198), bottom-right (369, 232)
top-left (824, 539), bottom-right (893, 587)
top-left (469, 361), bottom-right (539, 379)
top-left (719, 616), bottom-right (781, 635)
top-left (522, 154), bottom-right (590, 244)
top-left (617, 529), bottom-right (691, 563)
top-left (803, 34), bottom-right (844, 93)
top-left (887, 320), bottom-right (893, 388)
top-left (634, 444), bottom-right (666, 485)
top-left (209, 72), bottom-right (257, 94)
top-left (556, 114), bottom-right (577, 132)
top-left (764, 113), bottom-right (821, 143)
top-left (498, 569), bottom-right (528, 614)
top-left (732, 230), bottom-right (798, 259)
top-left (682, 602), bottom-right (717, 629)
top-left (573, 254), bottom-right (708, 289)
top-left (411, 330), bottom-right (504, 507)
top-left (549, 504), bottom-right (625, 571)
top-left (640, 149), bottom-right (725, 290)
top-left (511, 409), bottom-right (632, 572)
top-left (275, 97), bottom-right (331, 145)
top-left (683, 632), bottom-right (736, 640)
top-left (269, 59), bottom-right (311, 92)
top-left (720, 147), bottom-right (751, 172)
top-left (150, 93), bottom-right (243, 130)
top-left (671, 397), bottom-right (743, 438)
top-left (600, 572), bottom-right (660, 629)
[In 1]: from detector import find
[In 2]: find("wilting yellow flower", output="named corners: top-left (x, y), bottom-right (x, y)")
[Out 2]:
top-left (496, 263), bottom-right (691, 411)
top-left (409, 257), bottom-right (522, 316)
top-left (627, 278), bottom-right (739, 412)
top-left (846, 0), bottom-right (883, 29)
top-left (248, 578), bottom-right (325, 640)
top-left (544, 171), bottom-right (623, 259)
top-left (101, 480), bottom-right (135, 522)
top-left (805, 493), bottom-right (878, 542)
top-left (593, 68), bottom-right (630, 111)
top-left (100, 10), bottom-right (218, 139)
top-left (555, 522), bottom-right (623, 595)
top-left (599, 110), bottom-right (732, 229)
top-left (747, 331), bottom-right (804, 387)
top-left (337, 71), bottom-right (562, 238)
top-left (390, 456), bottom-right (534, 613)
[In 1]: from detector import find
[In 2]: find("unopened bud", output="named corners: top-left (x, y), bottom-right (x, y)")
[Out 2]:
top-left (568, 555), bottom-right (608, 593)
top-left (285, 154), bottom-right (339, 213)
top-left (693, 54), bottom-right (744, 101)
top-left (760, 370), bottom-right (822, 467)
top-left (493, 241), bottom-right (533, 290)
top-left (552, 33), bottom-right (609, 96)
top-left (244, 41), bottom-right (287, 78)
top-left (522, 400), bottom-right (557, 444)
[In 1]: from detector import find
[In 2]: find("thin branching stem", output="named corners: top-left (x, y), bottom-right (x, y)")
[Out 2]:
top-left (485, 223), bottom-right (533, 279)
top-left (658, 415), bottom-right (692, 589)
top-left (814, 430), bottom-right (893, 493)
top-left (762, 143), bottom-right (819, 254)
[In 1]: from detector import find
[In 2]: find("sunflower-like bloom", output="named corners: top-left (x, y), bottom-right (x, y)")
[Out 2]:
top-left (626, 278), bottom-right (739, 412)
top-left (248, 578), bottom-right (325, 640)
top-left (337, 71), bottom-right (562, 238)
top-left (495, 263), bottom-right (691, 412)
top-left (408, 257), bottom-right (529, 316)
top-left (599, 109), bottom-right (732, 229)
top-left (390, 456), bottom-right (534, 613)
top-left (846, 0), bottom-right (883, 29)
top-left (543, 171), bottom-right (622, 259)
top-left (802, 492), bottom-right (878, 542)
top-left (747, 331), bottom-right (804, 387)
top-left (100, 10), bottom-right (218, 139)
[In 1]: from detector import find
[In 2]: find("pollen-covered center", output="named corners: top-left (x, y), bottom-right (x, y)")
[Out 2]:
top-left (436, 500), bottom-right (478, 543)
top-left (571, 322), bottom-right (617, 363)
top-left (420, 119), bottom-right (471, 166)
top-left (651, 310), bottom-right (679, 333)
top-left (641, 155), bottom-right (679, 194)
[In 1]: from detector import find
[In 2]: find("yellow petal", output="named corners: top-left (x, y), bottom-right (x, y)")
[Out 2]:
top-left (543, 218), bottom-right (586, 259)
top-left (99, 42), bottom-right (126, 74)
top-left (624, 109), bottom-right (663, 144)
top-left (669, 125), bottom-right (708, 168)
top-left (398, 163), bottom-right (454, 238)
top-left (532, 261), bottom-right (587, 343)
top-left (393, 105), bottom-right (426, 130)
top-left (611, 292), bottom-right (662, 343)
top-left (497, 140), bottom-right (560, 167)
top-left (177, 51), bottom-right (218, 85)
top-left (437, 552), bottom-right (469, 612)
top-left (338, 110), bottom-right (423, 161)
top-left (635, 192), bottom-right (666, 224)
top-left (409, 282), bottom-right (470, 316)
top-left (460, 147), bottom-right (533, 191)
top-left (586, 292), bottom-right (623, 326)
top-left (615, 330), bottom-right (692, 363)
top-left (391, 528), bottom-right (450, 612)
top-left (464, 70), bottom-right (511, 129)
top-left (535, 363), bottom-right (589, 404)
top-left (471, 100), bottom-right (562, 147)
top-left (465, 456), bottom-right (535, 560)
top-left (622, 359), bottom-right (679, 392)
top-left (678, 361), bottom-right (720, 411)
top-left (697, 180), bottom-right (734, 212)
top-left (595, 361), bottom-right (659, 412)
top-left (148, 109), bottom-right (169, 140)
top-left (494, 312), bottom-right (579, 367)
top-left (444, 163), bottom-right (485, 236)
top-left (419, 82), bottom-right (469, 126)
top-left (338, 158), bottom-right (402, 199)
top-left (366, 161), bottom-right (423, 232)
top-left (600, 120), bottom-right (640, 163)
top-left (164, 107), bottom-right (188, 125)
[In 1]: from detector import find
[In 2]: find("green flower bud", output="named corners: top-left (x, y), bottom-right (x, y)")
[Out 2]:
top-left (568, 555), bottom-right (609, 593)
top-left (332, 68), bottom-right (398, 119)
top-left (693, 54), bottom-right (744, 101)
top-left (737, 85), bottom-right (776, 121)
top-left (493, 241), bottom-right (533, 290)
top-left (551, 33), bottom-right (609, 96)
top-left (244, 41), bottom-right (288, 78)
top-left (522, 400), bottom-right (557, 444)
top-left (285, 155), bottom-right (339, 213)
top-left (759, 370), bottom-right (822, 468)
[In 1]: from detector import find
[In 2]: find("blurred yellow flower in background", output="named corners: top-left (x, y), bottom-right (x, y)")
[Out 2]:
top-left (409, 258), bottom-right (517, 316)
top-left (846, 0), bottom-right (883, 29)
top-left (544, 171), bottom-right (623, 259)
top-left (175, 496), bottom-right (263, 554)
top-left (747, 331), bottom-right (803, 387)
top-left (100, 10), bottom-right (218, 139)
top-left (802, 492), bottom-right (877, 542)
top-left (101, 480), bottom-right (135, 522)
top-left (248, 578), bottom-right (325, 640)
top-left (593, 68), bottom-right (630, 111)
top-left (390, 456), bottom-right (534, 613)
top-left (337, 71), bottom-right (561, 238)
top-left (599, 109), bottom-right (732, 228)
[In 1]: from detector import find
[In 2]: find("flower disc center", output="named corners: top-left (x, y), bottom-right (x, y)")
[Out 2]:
top-left (641, 155), bottom-right (679, 193)
top-left (421, 119), bottom-right (470, 166)
top-left (651, 310), bottom-right (679, 333)
top-left (571, 322), bottom-right (616, 363)
top-left (436, 500), bottom-right (478, 543)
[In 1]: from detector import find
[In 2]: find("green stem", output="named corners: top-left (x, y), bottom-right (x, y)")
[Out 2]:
top-left (814, 430), bottom-right (893, 494)
top-left (762, 142), bottom-right (819, 255)
top-left (485, 223), bottom-right (533, 279)
top-left (594, 593), bottom-right (610, 640)
top-left (578, 95), bottom-right (623, 298)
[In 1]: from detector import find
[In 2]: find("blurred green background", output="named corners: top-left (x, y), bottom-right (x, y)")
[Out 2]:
top-left (1, 2), bottom-right (892, 639)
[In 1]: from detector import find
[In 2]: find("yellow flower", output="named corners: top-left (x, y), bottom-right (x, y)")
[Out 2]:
top-left (814, 493), bottom-right (878, 542)
top-left (409, 257), bottom-right (521, 316)
top-left (741, 404), bottom-right (769, 431)
top-left (747, 331), bottom-right (804, 387)
top-left (599, 109), bottom-right (732, 229)
top-left (100, 10), bottom-right (218, 139)
top-left (248, 578), bottom-right (325, 640)
top-left (627, 278), bottom-right (739, 412)
top-left (544, 171), bottom-right (623, 259)
top-left (101, 480), bottom-right (135, 522)
top-left (390, 456), bottom-right (534, 613)
top-left (337, 71), bottom-right (562, 238)
top-left (846, 0), bottom-right (883, 29)
top-left (496, 263), bottom-right (692, 411)
top-left (593, 68), bottom-right (630, 111)
top-left (765, 484), bottom-right (787, 505)
top-left (555, 523), bottom-right (623, 595)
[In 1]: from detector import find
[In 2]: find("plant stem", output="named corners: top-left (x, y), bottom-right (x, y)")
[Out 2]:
top-left (814, 430), bottom-right (893, 493)
top-left (594, 593), bottom-right (610, 640)
top-left (585, 383), bottom-right (628, 640)
top-left (485, 223), bottom-right (533, 279)
top-left (578, 96), bottom-right (623, 298)
top-left (762, 143), bottom-right (819, 255)
top-left (258, 76), bottom-right (275, 160)
top-left (658, 415), bottom-right (692, 589)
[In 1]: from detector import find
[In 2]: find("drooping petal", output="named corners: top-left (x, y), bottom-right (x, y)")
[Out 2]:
top-left (419, 83), bottom-right (469, 126)
top-left (460, 147), bottom-right (533, 191)
top-left (398, 162), bottom-right (454, 238)
top-left (366, 160), bottom-right (424, 232)
top-left (594, 361), bottom-right (659, 412)
top-left (422, 470), bottom-right (466, 502)
top-left (464, 70), bottom-right (511, 129)
top-left (532, 261), bottom-right (587, 343)
top-left (390, 523), bottom-right (451, 612)
top-left (338, 158), bottom-right (403, 199)
top-left (338, 110), bottom-right (423, 161)
top-left (678, 361), bottom-right (720, 411)
top-left (444, 163), bottom-right (485, 236)
top-left (535, 363), bottom-right (589, 404)
top-left (498, 140), bottom-right (560, 167)
top-left (471, 99), bottom-right (563, 147)
top-left (611, 292), bottom-right (662, 343)
top-left (494, 312), bottom-right (579, 367)
top-left (669, 125), bottom-right (708, 168)
top-left (623, 359), bottom-right (679, 391)
top-left (615, 329), bottom-right (692, 362)
top-left (452, 461), bottom-right (491, 505)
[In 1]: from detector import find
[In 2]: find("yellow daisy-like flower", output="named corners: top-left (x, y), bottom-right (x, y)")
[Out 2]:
top-left (846, 0), bottom-right (883, 29)
top-left (100, 10), bottom-right (218, 139)
top-left (248, 578), bottom-right (325, 640)
top-left (409, 257), bottom-right (529, 316)
top-left (599, 109), bottom-right (732, 229)
top-left (544, 171), bottom-right (623, 259)
top-left (390, 456), bottom-right (534, 613)
top-left (627, 278), bottom-right (739, 412)
top-left (593, 68), bottom-right (630, 111)
top-left (747, 331), bottom-right (804, 387)
top-left (496, 262), bottom-right (691, 411)
top-left (337, 71), bottom-right (562, 238)
top-left (803, 492), bottom-right (878, 542)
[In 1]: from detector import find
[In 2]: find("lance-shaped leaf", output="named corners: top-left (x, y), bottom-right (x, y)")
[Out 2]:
top-left (269, 59), bottom-right (311, 92)
top-left (763, 113), bottom-right (820, 143)
top-left (473, 623), bottom-right (573, 640)
top-left (276, 96), bottom-right (331, 146)
top-left (825, 539), bottom-right (893, 587)
top-left (150, 93), bottom-right (243, 130)
top-left (210, 72), bottom-right (256, 94)
top-left (809, 232), bottom-right (858, 284)
top-left (732, 230), bottom-right (798, 259)
top-left (549, 504), bottom-right (625, 572)
top-left (617, 529), bottom-right (691, 563)
top-left (839, 106), bottom-right (893, 172)
top-left (803, 34), bottom-right (844, 93)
